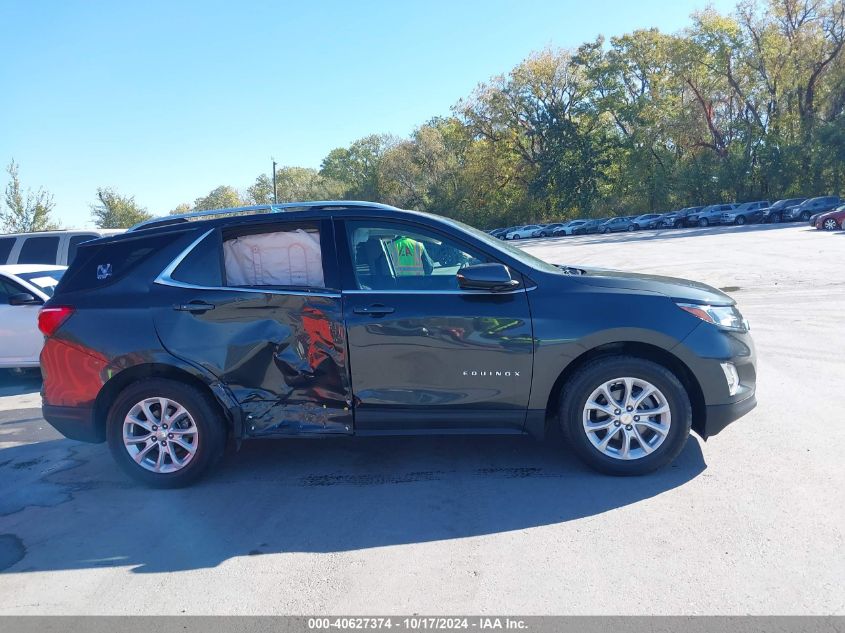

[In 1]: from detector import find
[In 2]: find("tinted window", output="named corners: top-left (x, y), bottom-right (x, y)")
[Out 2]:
top-left (0, 276), bottom-right (24, 302)
top-left (67, 234), bottom-right (99, 264)
top-left (17, 270), bottom-right (65, 297)
top-left (57, 232), bottom-right (182, 294)
top-left (17, 236), bottom-right (59, 264)
top-left (347, 220), bottom-right (487, 291)
top-left (172, 232), bottom-right (223, 287)
top-left (0, 237), bottom-right (15, 264)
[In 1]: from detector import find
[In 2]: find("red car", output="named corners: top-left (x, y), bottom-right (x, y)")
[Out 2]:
top-left (814, 205), bottom-right (845, 230)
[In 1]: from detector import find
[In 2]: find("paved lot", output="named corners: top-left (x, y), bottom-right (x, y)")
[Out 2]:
top-left (0, 223), bottom-right (842, 615)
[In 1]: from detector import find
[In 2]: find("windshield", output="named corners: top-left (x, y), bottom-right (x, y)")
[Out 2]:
top-left (445, 218), bottom-right (563, 274)
top-left (17, 269), bottom-right (65, 297)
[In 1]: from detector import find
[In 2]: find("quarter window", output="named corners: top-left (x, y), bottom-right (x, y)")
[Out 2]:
top-left (0, 237), bottom-right (15, 264)
top-left (346, 221), bottom-right (486, 291)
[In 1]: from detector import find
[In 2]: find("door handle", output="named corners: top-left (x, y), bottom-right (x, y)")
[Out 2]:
top-left (353, 304), bottom-right (395, 316)
top-left (174, 301), bottom-right (216, 313)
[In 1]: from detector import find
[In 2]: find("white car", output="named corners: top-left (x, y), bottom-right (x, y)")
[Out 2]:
top-left (0, 264), bottom-right (66, 369)
top-left (505, 224), bottom-right (542, 239)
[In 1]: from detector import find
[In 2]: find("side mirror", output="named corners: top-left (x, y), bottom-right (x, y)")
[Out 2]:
top-left (457, 263), bottom-right (520, 292)
top-left (8, 292), bottom-right (42, 306)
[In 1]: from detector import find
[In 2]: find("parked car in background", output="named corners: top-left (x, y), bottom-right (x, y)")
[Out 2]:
top-left (0, 229), bottom-right (123, 266)
top-left (687, 204), bottom-right (736, 227)
top-left (784, 196), bottom-right (841, 222)
top-left (721, 201), bottom-right (770, 225)
top-left (631, 214), bottom-right (664, 230)
top-left (660, 207), bottom-right (704, 228)
top-left (552, 220), bottom-right (588, 236)
top-left (598, 216), bottom-right (636, 233)
top-left (760, 198), bottom-right (806, 223)
top-left (506, 225), bottom-right (543, 240)
top-left (489, 227), bottom-right (511, 239)
top-left (38, 200), bottom-right (756, 486)
top-left (0, 264), bottom-right (66, 369)
top-left (537, 223), bottom-right (566, 237)
top-left (572, 218), bottom-right (607, 235)
top-left (814, 204), bottom-right (845, 230)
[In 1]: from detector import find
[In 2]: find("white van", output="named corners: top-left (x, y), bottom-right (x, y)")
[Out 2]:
top-left (0, 229), bottom-right (124, 266)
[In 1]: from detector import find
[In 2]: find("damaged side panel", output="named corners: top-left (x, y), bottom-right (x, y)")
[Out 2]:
top-left (153, 288), bottom-right (353, 436)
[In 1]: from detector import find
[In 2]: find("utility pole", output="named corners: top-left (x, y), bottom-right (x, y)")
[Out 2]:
top-left (271, 159), bottom-right (278, 204)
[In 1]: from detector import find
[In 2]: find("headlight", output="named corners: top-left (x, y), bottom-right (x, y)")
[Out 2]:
top-left (676, 302), bottom-right (749, 331)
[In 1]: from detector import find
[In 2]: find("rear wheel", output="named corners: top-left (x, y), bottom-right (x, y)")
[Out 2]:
top-left (699, 218), bottom-right (709, 227)
top-left (559, 356), bottom-right (692, 475)
top-left (627, 225), bottom-right (636, 232)
top-left (106, 378), bottom-right (226, 488)
top-left (735, 215), bottom-right (746, 225)
top-left (800, 211), bottom-right (811, 221)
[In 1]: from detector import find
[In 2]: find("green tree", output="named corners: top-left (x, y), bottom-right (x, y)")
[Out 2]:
top-left (90, 187), bottom-right (153, 228)
top-left (320, 134), bottom-right (397, 200)
top-left (193, 186), bottom-right (245, 211)
top-left (169, 202), bottom-right (192, 216)
top-left (1, 160), bottom-right (58, 232)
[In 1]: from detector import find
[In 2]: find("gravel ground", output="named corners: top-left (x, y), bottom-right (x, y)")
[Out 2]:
top-left (0, 222), bottom-right (842, 615)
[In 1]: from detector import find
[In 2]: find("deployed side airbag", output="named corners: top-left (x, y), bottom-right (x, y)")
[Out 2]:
top-left (223, 229), bottom-right (324, 287)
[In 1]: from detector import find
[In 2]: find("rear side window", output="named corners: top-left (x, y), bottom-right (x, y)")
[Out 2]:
top-left (17, 236), bottom-right (59, 264)
top-left (57, 232), bottom-right (183, 294)
top-left (222, 224), bottom-right (325, 289)
top-left (67, 234), bottom-right (99, 264)
top-left (171, 232), bottom-right (223, 287)
top-left (0, 237), bottom-right (15, 264)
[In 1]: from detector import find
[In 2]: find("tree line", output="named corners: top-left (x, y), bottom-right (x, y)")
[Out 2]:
top-left (3, 0), bottom-right (843, 233)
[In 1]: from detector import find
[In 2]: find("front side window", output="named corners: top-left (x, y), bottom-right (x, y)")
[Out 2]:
top-left (223, 225), bottom-right (325, 289)
top-left (346, 221), bottom-right (486, 291)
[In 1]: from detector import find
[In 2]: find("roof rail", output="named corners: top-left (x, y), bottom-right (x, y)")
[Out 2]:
top-left (128, 200), bottom-right (401, 232)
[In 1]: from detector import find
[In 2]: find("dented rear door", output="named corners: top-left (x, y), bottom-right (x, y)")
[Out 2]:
top-left (152, 220), bottom-right (353, 436)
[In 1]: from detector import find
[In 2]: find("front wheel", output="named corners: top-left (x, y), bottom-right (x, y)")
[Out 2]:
top-left (823, 218), bottom-right (839, 230)
top-left (559, 356), bottom-right (692, 475)
top-left (736, 215), bottom-right (746, 225)
top-left (800, 211), bottom-right (811, 221)
top-left (699, 218), bottom-right (709, 227)
top-left (627, 225), bottom-right (636, 232)
top-left (106, 378), bottom-right (226, 488)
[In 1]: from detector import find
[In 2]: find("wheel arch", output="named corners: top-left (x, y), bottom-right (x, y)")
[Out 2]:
top-left (543, 341), bottom-right (706, 437)
top-left (93, 363), bottom-right (238, 442)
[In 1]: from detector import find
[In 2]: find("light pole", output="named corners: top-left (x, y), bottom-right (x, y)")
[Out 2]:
top-left (271, 159), bottom-right (278, 204)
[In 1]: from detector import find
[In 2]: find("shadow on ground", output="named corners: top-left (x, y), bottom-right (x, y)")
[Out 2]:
top-left (0, 423), bottom-right (706, 574)
top-left (0, 370), bottom-right (42, 398)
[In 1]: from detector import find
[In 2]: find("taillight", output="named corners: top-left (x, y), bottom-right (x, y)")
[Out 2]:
top-left (38, 306), bottom-right (74, 337)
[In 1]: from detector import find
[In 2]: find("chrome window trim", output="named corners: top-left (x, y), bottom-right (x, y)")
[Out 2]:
top-left (154, 228), bottom-right (341, 299)
top-left (343, 285), bottom-right (535, 296)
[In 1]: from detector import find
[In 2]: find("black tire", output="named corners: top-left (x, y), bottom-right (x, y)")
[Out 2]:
top-left (627, 225), bottom-right (636, 232)
top-left (699, 218), bottom-right (709, 227)
top-left (773, 213), bottom-right (782, 223)
top-left (674, 221), bottom-right (683, 229)
top-left (735, 215), bottom-right (746, 225)
top-left (800, 211), bottom-right (811, 221)
top-left (559, 356), bottom-right (692, 476)
top-left (823, 218), bottom-right (839, 231)
top-left (106, 378), bottom-right (226, 488)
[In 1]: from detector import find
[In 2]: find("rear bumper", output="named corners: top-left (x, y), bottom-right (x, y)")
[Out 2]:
top-left (43, 405), bottom-right (104, 443)
top-left (701, 393), bottom-right (756, 439)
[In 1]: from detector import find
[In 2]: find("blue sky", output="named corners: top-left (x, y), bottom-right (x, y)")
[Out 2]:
top-left (0, 0), bottom-right (736, 228)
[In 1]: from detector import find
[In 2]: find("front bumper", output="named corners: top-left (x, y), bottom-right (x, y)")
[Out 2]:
top-left (43, 404), bottom-right (104, 443)
top-left (702, 392), bottom-right (756, 439)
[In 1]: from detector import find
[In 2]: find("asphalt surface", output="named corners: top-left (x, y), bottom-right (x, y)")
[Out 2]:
top-left (0, 222), bottom-right (842, 614)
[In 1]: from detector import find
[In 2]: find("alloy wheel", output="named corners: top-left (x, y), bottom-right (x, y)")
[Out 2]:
top-left (823, 218), bottom-right (838, 230)
top-left (582, 377), bottom-right (672, 460)
top-left (123, 397), bottom-right (199, 473)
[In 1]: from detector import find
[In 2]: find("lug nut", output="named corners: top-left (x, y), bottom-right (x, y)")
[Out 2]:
top-left (634, 415), bottom-right (640, 421)
top-left (626, 424), bottom-right (633, 431)
top-left (614, 409), bottom-right (621, 415)
top-left (161, 441), bottom-right (167, 446)
top-left (152, 425), bottom-right (158, 431)
top-left (626, 406), bottom-right (633, 412)
top-left (162, 423), bottom-right (168, 429)
top-left (614, 421), bottom-right (621, 426)
top-left (168, 433), bottom-right (173, 439)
